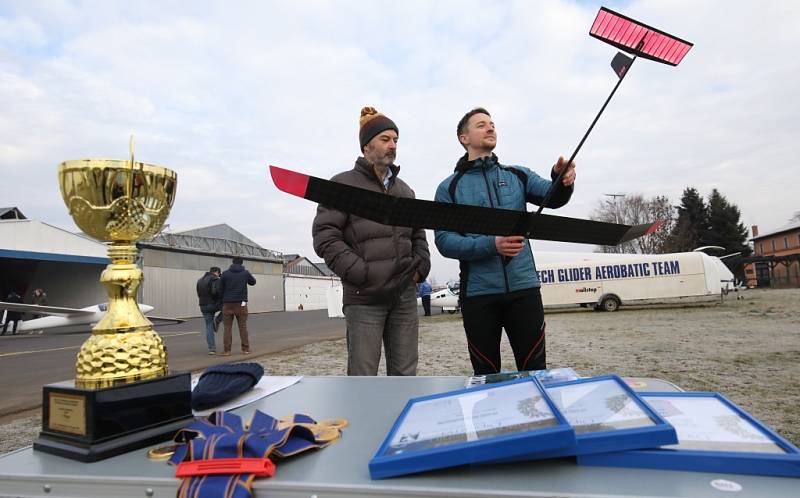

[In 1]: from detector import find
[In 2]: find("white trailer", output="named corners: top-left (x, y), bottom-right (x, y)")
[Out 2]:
top-left (535, 252), bottom-right (736, 311)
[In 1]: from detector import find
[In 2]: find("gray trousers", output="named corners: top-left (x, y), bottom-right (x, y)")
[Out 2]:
top-left (343, 284), bottom-right (419, 376)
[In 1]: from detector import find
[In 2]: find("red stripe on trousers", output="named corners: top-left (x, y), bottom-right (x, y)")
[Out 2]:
top-left (522, 322), bottom-right (546, 369)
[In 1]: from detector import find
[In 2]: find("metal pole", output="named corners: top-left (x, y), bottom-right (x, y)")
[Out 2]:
top-left (535, 37), bottom-right (646, 215)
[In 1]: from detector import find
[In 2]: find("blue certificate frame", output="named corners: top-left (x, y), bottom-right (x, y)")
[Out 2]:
top-left (369, 377), bottom-right (576, 479)
top-left (492, 374), bottom-right (677, 463)
top-left (543, 375), bottom-right (678, 456)
top-left (578, 392), bottom-right (800, 478)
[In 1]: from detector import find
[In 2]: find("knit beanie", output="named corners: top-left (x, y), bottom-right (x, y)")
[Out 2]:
top-left (359, 106), bottom-right (398, 151)
top-left (191, 362), bottom-right (264, 411)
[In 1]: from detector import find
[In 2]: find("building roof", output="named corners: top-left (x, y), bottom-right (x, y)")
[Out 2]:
top-left (751, 220), bottom-right (800, 241)
top-left (314, 261), bottom-right (336, 276)
top-left (284, 256), bottom-right (329, 276)
top-left (174, 223), bottom-right (263, 248)
top-left (0, 207), bottom-right (26, 220)
top-left (282, 254), bottom-right (301, 264)
top-left (140, 224), bottom-right (282, 263)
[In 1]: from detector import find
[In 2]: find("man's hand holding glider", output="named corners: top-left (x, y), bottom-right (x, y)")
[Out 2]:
top-left (554, 156), bottom-right (577, 186)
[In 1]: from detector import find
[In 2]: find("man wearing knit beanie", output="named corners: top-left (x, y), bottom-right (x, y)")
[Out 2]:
top-left (312, 107), bottom-right (431, 376)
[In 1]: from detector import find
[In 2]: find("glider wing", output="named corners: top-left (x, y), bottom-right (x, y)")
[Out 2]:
top-left (270, 165), bottom-right (661, 246)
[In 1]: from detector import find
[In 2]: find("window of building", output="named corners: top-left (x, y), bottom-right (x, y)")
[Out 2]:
top-left (785, 236), bottom-right (789, 249)
top-left (760, 242), bottom-right (764, 254)
top-left (771, 240), bottom-right (776, 252)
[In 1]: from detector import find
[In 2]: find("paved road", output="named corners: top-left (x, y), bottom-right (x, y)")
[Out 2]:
top-left (0, 309), bottom-right (347, 417)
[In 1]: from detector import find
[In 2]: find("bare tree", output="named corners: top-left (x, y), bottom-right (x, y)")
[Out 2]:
top-left (590, 194), bottom-right (675, 254)
top-left (792, 211), bottom-right (800, 222)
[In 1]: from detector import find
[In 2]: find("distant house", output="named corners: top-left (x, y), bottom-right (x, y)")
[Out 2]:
top-left (283, 255), bottom-right (326, 276)
top-left (282, 255), bottom-right (340, 311)
top-left (743, 221), bottom-right (800, 288)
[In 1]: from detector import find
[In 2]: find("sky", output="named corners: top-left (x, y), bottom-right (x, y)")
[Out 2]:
top-left (1, 0), bottom-right (798, 283)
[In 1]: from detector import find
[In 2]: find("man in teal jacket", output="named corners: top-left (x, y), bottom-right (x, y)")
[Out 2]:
top-left (434, 108), bottom-right (576, 375)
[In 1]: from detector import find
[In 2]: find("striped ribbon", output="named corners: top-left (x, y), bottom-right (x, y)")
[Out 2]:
top-left (169, 411), bottom-right (335, 498)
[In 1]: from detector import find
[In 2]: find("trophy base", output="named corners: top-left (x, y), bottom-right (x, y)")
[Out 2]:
top-left (33, 372), bottom-right (194, 462)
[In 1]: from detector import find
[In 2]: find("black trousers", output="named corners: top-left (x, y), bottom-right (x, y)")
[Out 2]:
top-left (460, 287), bottom-right (546, 375)
top-left (421, 296), bottom-right (431, 316)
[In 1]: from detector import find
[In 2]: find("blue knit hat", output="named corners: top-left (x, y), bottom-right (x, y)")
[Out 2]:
top-left (191, 362), bottom-right (264, 411)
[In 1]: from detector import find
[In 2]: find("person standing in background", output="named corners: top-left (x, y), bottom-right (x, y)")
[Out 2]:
top-left (31, 288), bottom-right (48, 319)
top-left (419, 280), bottom-right (432, 316)
top-left (196, 267), bottom-right (221, 355)
top-left (218, 257), bottom-right (256, 356)
top-left (2, 290), bottom-right (23, 335)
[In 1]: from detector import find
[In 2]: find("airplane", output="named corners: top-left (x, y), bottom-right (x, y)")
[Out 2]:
top-left (418, 282), bottom-right (461, 314)
top-left (0, 301), bottom-right (184, 334)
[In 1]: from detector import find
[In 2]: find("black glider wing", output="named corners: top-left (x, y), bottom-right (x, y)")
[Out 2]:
top-left (269, 165), bottom-right (661, 246)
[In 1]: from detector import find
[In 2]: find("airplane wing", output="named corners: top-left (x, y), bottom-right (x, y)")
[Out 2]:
top-left (0, 302), bottom-right (95, 317)
top-left (146, 315), bottom-right (186, 325)
top-left (269, 165), bottom-right (662, 246)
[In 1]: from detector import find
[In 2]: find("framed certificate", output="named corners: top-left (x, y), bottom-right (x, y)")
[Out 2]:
top-left (544, 375), bottom-right (677, 455)
top-left (369, 377), bottom-right (576, 479)
top-left (578, 392), bottom-right (800, 477)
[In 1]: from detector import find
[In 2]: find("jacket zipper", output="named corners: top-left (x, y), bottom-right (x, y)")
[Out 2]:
top-left (481, 167), bottom-right (510, 293)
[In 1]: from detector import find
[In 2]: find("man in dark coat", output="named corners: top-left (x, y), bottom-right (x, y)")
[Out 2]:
top-left (196, 267), bottom-right (221, 354)
top-left (312, 107), bottom-right (431, 376)
top-left (2, 290), bottom-right (24, 335)
top-left (218, 257), bottom-right (256, 356)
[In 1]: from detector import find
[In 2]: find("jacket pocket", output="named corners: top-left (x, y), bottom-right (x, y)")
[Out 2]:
top-left (346, 257), bottom-right (369, 287)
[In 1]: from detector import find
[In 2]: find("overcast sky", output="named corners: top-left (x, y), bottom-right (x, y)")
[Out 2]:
top-left (1, 0), bottom-right (798, 282)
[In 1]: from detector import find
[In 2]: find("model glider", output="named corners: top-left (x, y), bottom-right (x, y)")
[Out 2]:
top-left (269, 165), bottom-right (661, 246)
top-left (537, 6), bottom-right (693, 211)
top-left (268, 7), bottom-right (689, 247)
top-left (0, 301), bottom-right (184, 333)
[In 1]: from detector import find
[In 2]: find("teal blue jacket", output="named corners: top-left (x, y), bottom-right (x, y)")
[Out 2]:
top-left (434, 154), bottom-right (573, 298)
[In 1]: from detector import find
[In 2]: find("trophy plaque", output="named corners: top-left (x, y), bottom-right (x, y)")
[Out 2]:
top-left (33, 142), bottom-right (193, 462)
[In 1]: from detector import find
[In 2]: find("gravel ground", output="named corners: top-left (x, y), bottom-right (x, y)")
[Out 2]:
top-left (2, 287), bottom-right (798, 455)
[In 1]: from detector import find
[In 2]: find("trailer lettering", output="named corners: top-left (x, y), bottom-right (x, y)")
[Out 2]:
top-left (554, 260), bottom-right (681, 283)
top-left (557, 267), bottom-right (592, 282)
top-left (596, 262), bottom-right (653, 280)
top-left (650, 260), bottom-right (681, 275)
top-left (538, 269), bottom-right (555, 283)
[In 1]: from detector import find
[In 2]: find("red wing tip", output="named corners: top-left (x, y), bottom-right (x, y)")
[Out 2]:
top-left (268, 164), bottom-right (309, 198)
top-left (646, 219), bottom-right (665, 235)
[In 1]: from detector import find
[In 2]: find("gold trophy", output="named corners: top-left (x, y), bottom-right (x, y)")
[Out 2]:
top-left (34, 139), bottom-right (193, 462)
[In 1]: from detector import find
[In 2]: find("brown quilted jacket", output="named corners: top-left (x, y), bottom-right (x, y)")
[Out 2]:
top-left (312, 157), bottom-right (431, 305)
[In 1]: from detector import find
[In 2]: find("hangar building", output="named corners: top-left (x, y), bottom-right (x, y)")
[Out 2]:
top-left (1, 212), bottom-right (284, 318)
top-left (138, 224), bottom-right (284, 317)
top-left (0, 211), bottom-right (108, 307)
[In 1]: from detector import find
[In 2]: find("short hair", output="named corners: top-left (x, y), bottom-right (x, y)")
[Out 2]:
top-left (210, 266), bottom-right (221, 273)
top-left (232, 256), bottom-right (243, 265)
top-left (457, 107), bottom-right (491, 141)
